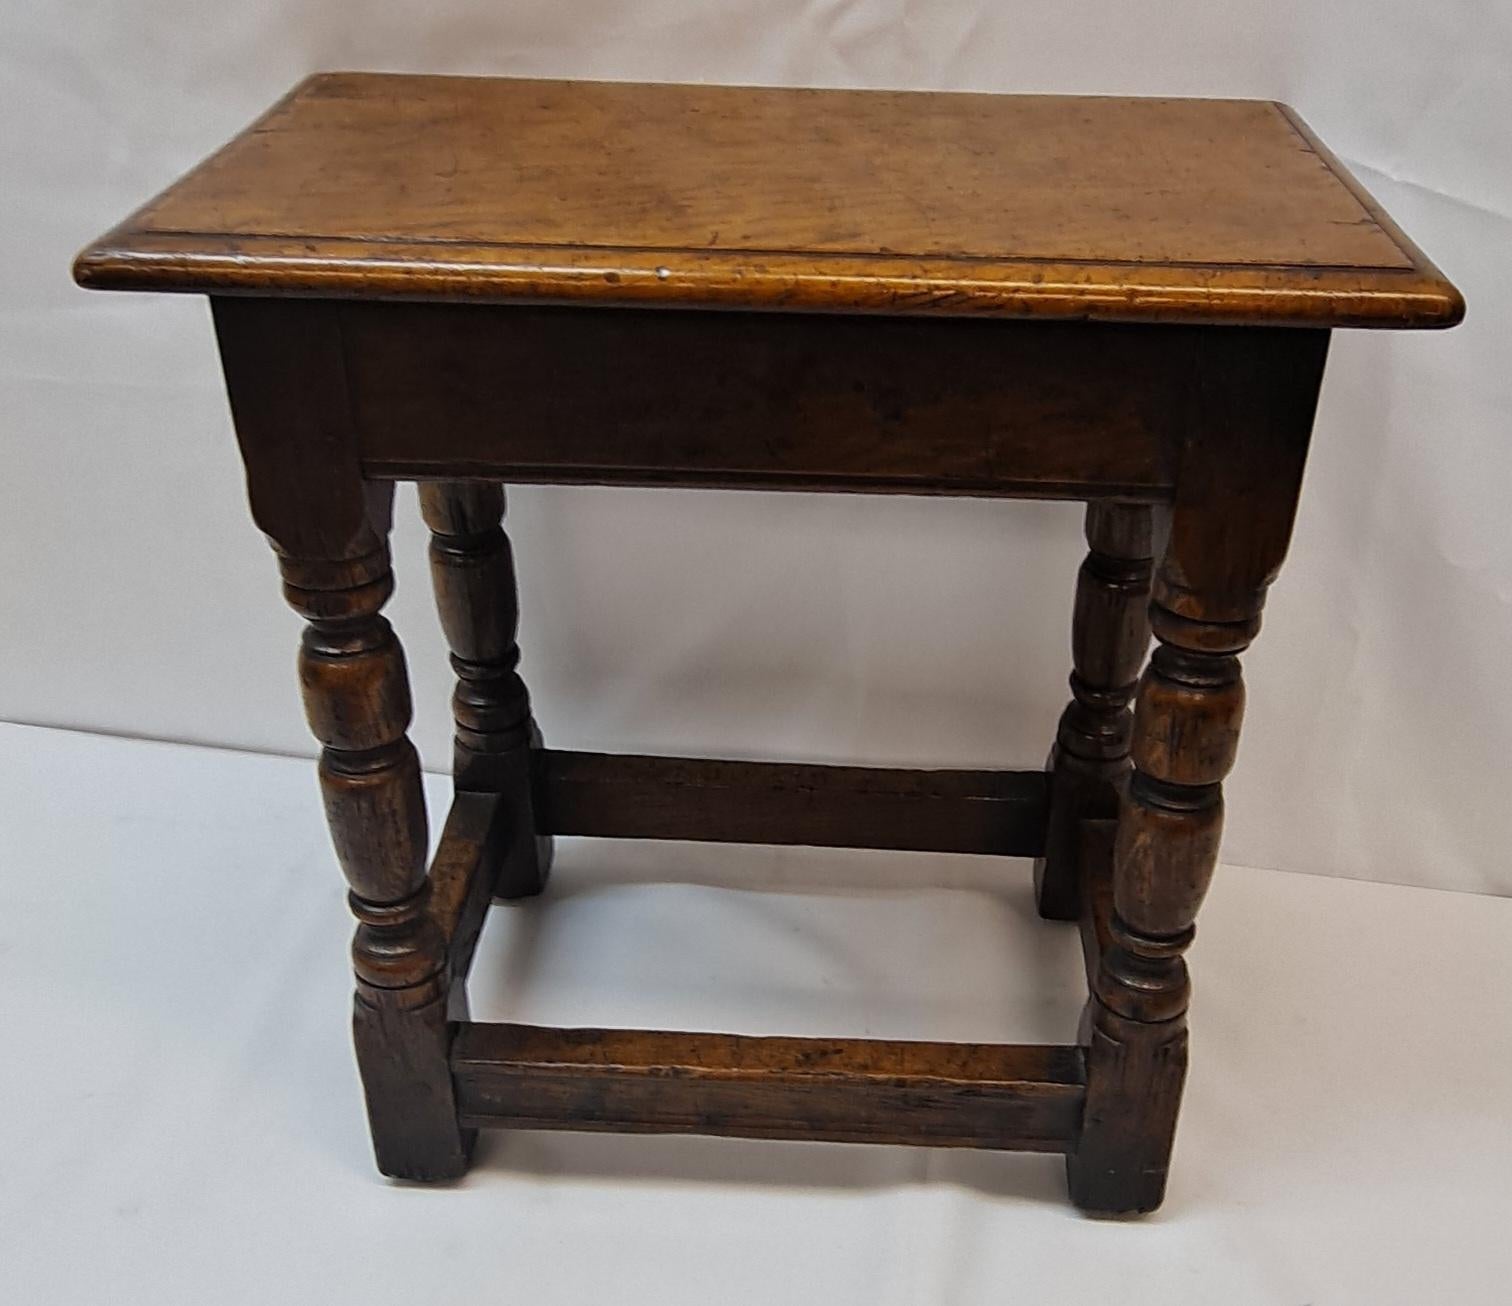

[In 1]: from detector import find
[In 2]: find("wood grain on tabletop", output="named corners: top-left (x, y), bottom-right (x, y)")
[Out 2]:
top-left (74, 73), bottom-right (1461, 327)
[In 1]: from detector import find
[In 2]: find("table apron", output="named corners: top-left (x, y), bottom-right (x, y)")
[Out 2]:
top-left (334, 301), bottom-right (1208, 499)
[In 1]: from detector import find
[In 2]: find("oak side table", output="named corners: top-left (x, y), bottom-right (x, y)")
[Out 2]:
top-left (75, 74), bottom-right (1463, 1215)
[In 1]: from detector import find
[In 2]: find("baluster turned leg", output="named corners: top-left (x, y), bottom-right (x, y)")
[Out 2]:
top-left (1065, 592), bottom-right (1244, 1213)
top-left (214, 298), bottom-right (471, 1181)
top-left (419, 482), bottom-right (551, 899)
top-left (1066, 326), bottom-right (1330, 1214)
top-left (1035, 503), bottom-right (1155, 920)
top-left (288, 542), bottom-right (471, 1179)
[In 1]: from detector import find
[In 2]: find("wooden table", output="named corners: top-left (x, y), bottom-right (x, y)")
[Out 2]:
top-left (75, 74), bottom-right (1462, 1215)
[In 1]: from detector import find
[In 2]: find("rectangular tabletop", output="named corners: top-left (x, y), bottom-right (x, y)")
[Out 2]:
top-left (75, 73), bottom-right (1460, 328)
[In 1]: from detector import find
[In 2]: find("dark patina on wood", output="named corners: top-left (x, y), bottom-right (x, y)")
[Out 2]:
top-left (533, 750), bottom-right (1049, 856)
top-left (74, 73), bottom-right (1462, 1215)
top-left (453, 1025), bottom-right (1086, 1149)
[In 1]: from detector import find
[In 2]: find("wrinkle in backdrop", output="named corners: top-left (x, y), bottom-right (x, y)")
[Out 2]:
top-left (1, 0), bottom-right (1508, 893)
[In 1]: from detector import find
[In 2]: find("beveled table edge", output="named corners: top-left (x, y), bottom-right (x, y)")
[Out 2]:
top-left (71, 84), bottom-right (1464, 331)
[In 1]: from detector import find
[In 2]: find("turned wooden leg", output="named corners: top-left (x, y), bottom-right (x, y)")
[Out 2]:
top-left (1067, 326), bottom-right (1330, 1214)
top-left (214, 298), bottom-right (471, 1181)
top-left (287, 540), bottom-right (472, 1179)
top-left (1065, 593), bottom-right (1243, 1213)
top-left (419, 482), bottom-right (552, 899)
top-left (1035, 503), bottom-right (1155, 920)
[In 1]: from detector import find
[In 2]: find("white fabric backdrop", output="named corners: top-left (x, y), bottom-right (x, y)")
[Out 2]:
top-left (3, 0), bottom-right (1508, 893)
